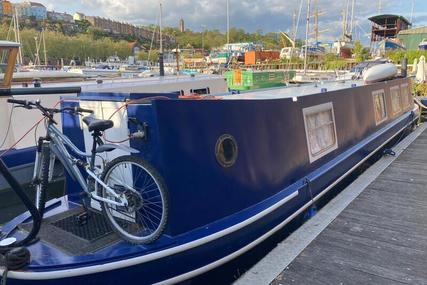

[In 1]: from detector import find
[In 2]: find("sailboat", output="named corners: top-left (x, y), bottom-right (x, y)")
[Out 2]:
top-left (333, 0), bottom-right (356, 58)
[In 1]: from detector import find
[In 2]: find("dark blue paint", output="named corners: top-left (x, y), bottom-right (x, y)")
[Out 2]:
top-left (0, 147), bottom-right (35, 168)
top-left (1, 78), bottom-right (417, 284)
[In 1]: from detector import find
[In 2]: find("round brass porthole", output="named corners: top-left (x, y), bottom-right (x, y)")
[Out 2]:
top-left (215, 134), bottom-right (238, 168)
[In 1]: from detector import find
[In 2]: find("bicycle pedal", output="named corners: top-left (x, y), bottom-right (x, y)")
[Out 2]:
top-left (76, 212), bottom-right (90, 226)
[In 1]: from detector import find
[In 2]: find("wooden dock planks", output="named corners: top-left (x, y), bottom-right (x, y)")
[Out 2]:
top-left (272, 129), bottom-right (427, 285)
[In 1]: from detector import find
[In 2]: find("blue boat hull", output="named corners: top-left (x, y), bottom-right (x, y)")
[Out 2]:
top-left (1, 78), bottom-right (419, 284)
top-left (3, 110), bottom-right (417, 285)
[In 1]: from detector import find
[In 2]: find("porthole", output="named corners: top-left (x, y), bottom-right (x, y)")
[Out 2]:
top-left (215, 134), bottom-right (238, 168)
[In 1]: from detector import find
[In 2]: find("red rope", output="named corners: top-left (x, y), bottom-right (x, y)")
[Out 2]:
top-left (0, 117), bottom-right (44, 158)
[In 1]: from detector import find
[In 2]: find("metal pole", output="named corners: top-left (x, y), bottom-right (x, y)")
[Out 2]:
top-left (410, 0), bottom-right (415, 24)
top-left (304, 0), bottom-right (311, 75)
top-left (42, 28), bottom-right (47, 66)
top-left (159, 3), bottom-right (163, 54)
top-left (15, 8), bottom-right (23, 65)
top-left (226, 0), bottom-right (230, 46)
top-left (35, 35), bottom-right (40, 66)
top-left (159, 2), bottom-right (164, 77)
top-left (350, 0), bottom-right (355, 39)
top-left (202, 27), bottom-right (204, 51)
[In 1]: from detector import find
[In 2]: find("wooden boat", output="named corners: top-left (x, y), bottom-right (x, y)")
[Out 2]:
top-left (0, 55), bottom-right (419, 283)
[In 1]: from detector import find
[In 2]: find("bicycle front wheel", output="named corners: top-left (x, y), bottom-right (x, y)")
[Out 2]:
top-left (100, 156), bottom-right (169, 244)
top-left (35, 142), bottom-right (50, 218)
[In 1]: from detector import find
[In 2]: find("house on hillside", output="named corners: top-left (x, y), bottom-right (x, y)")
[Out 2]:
top-left (0, 0), bottom-right (13, 16)
top-left (47, 11), bottom-right (74, 23)
top-left (14, 1), bottom-right (47, 20)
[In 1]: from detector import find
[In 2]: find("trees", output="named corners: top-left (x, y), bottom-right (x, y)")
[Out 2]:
top-left (0, 24), bottom-right (132, 65)
top-left (352, 41), bottom-right (369, 62)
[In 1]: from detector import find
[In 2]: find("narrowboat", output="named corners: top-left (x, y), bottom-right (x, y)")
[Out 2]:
top-left (224, 69), bottom-right (296, 91)
top-left (0, 60), bottom-right (419, 284)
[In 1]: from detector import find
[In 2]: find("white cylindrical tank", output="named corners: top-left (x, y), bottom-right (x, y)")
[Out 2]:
top-left (416, 56), bottom-right (426, 83)
top-left (363, 63), bottom-right (398, 83)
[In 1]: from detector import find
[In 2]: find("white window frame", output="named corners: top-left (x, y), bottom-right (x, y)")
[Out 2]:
top-left (372, 89), bottom-right (388, 125)
top-left (390, 85), bottom-right (401, 116)
top-left (303, 102), bottom-right (338, 163)
top-left (400, 83), bottom-right (410, 109)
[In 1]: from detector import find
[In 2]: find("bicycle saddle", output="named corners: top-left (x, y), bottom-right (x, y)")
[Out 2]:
top-left (83, 116), bottom-right (114, 132)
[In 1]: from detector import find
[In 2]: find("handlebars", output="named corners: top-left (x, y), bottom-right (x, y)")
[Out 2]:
top-left (7, 99), bottom-right (93, 124)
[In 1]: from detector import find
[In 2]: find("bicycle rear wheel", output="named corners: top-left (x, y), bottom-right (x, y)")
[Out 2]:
top-left (100, 156), bottom-right (169, 244)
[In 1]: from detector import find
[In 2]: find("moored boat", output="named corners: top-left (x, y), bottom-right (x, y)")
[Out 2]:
top-left (0, 56), bottom-right (419, 284)
top-left (224, 69), bottom-right (296, 91)
top-left (419, 38), bottom-right (427, 51)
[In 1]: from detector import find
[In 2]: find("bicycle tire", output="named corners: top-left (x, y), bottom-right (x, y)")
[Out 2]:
top-left (35, 143), bottom-right (50, 218)
top-left (100, 155), bottom-right (169, 244)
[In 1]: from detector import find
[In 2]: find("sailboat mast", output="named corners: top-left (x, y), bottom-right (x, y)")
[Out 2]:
top-left (349, 0), bottom-right (355, 40)
top-left (159, 3), bottom-right (163, 54)
top-left (42, 28), bottom-right (47, 66)
top-left (159, 2), bottom-right (164, 76)
top-left (35, 35), bottom-right (40, 66)
top-left (344, 0), bottom-right (349, 35)
top-left (226, 0), bottom-right (230, 46)
top-left (304, 0), bottom-right (311, 74)
top-left (314, 0), bottom-right (319, 43)
top-left (14, 8), bottom-right (23, 65)
top-left (410, 0), bottom-right (415, 23)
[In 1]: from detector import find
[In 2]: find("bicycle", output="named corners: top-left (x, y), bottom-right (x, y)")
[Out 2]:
top-left (7, 98), bottom-right (169, 244)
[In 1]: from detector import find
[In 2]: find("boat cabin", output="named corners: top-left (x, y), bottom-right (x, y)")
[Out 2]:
top-left (0, 41), bottom-right (19, 89)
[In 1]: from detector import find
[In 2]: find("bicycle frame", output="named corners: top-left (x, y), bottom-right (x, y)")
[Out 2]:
top-left (35, 120), bottom-right (128, 207)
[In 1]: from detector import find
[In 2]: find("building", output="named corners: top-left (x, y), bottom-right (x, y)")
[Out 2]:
top-left (73, 12), bottom-right (85, 21)
top-left (179, 18), bottom-right (185, 33)
top-left (398, 26), bottom-right (427, 50)
top-left (1, 0), bottom-right (13, 16)
top-left (71, 12), bottom-right (175, 45)
top-left (14, 1), bottom-right (47, 20)
top-left (47, 11), bottom-right (73, 23)
top-left (369, 14), bottom-right (411, 43)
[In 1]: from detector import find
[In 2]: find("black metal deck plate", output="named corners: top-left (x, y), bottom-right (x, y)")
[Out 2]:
top-left (52, 211), bottom-right (113, 242)
top-left (20, 207), bottom-right (121, 256)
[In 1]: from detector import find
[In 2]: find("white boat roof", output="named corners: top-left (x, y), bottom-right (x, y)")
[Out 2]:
top-left (11, 74), bottom-right (225, 90)
top-left (222, 80), bottom-right (365, 100)
top-left (0, 41), bottom-right (20, 48)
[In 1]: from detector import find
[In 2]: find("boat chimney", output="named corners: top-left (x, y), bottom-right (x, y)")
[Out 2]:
top-left (159, 53), bottom-right (165, 77)
top-left (401, 57), bottom-right (408, 78)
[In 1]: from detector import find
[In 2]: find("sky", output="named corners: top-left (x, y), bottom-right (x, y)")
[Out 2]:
top-left (29, 0), bottom-right (427, 43)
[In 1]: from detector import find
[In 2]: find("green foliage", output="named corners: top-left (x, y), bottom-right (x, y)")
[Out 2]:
top-left (352, 41), bottom-right (369, 62)
top-left (414, 83), bottom-right (427, 96)
top-left (137, 50), bottom-right (159, 62)
top-left (0, 24), bottom-right (132, 65)
top-left (163, 27), bottom-right (281, 50)
top-left (323, 53), bottom-right (347, 70)
top-left (387, 50), bottom-right (427, 64)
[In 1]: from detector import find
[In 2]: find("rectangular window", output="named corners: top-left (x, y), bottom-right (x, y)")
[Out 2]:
top-left (303, 102), bottom-right (338, 163)
top-left (372, 90), bottom-right (387, 125)
top-left (400, 83), bottom-right (410, 109)
top-left (390, 86), bottom-right (401, 115)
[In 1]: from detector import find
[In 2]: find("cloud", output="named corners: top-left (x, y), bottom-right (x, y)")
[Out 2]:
top-left (36, 0), bottom-right (427, 43)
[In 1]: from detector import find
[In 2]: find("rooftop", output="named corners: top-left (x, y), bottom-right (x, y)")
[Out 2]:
top-left (0, 41), bottom-right (20, 48)
top-left (369, 14), bottom-right (411, 26)
top-left (398, 26), bottom-right (427, 35)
